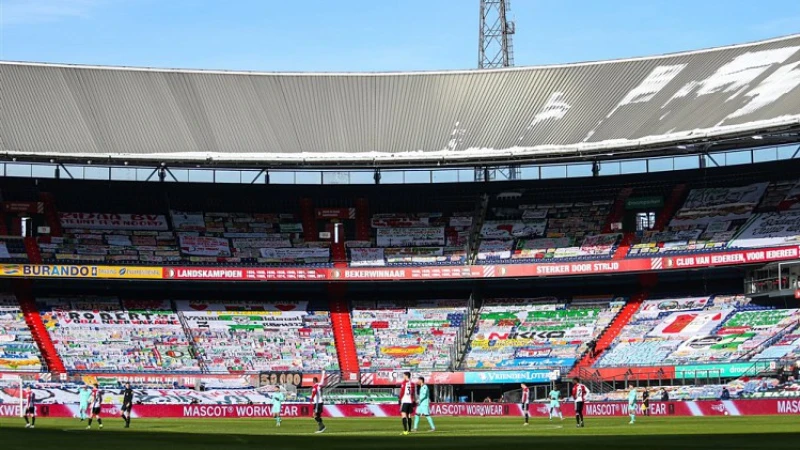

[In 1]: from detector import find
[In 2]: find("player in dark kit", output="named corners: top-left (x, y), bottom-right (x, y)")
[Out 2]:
top-left (310, 377), bottom-right (326, 433)
top-left (23, 386), bottom-right (36, 429)
top-left (121, 383), bottom-right (134, 428)
top-left (87, 384), bottom-right (104, 429)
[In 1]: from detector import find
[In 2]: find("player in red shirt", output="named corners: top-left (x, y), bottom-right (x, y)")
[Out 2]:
top-left (572, 377), bottom-right (588, 428)
top-left (310, 377), bottom-right (326, 433)
top-left (520, 383), bottom-right (530, 426)
top-left (23, 386), bottom-right (36, 428)
top-left (399, 371), bottom-right (416, 435)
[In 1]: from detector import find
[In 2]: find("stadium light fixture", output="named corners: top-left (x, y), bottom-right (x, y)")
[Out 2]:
top-left (676, 145), bottom-right (688, 150)
top-left (752, 135), bottom-right (764, 140)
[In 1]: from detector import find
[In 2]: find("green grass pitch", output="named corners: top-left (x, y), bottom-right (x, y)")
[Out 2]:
top-left (2, 416), bottom-right (799, 449)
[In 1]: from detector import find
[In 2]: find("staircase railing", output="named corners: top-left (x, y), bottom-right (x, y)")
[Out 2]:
top-left (468, 194), bottom-right (490, 264)
top-left (454, 289), bottom-right (481, 370)
top-left (175, 304), bottom-right (208, 373)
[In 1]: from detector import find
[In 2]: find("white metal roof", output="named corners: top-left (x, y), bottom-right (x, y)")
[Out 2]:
top-left (1, 34), bottom-right (800, 166)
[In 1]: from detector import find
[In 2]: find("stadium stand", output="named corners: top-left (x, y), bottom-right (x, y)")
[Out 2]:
top-left (477, 192), bottom-right (619, 263)
top-left (0, 293), bottom-right (43, 371)
top-left (40, 297), bottom-right (201, 372)
top-left (0, 237), bottom-right (30, 262)
top-left (628, 179), bottom-right (800, 257)
top-left (178, 300), bottom-right (340, 374)
top-left (351, 299), bottom-right (466, 371)
top-left (594, 294), bottom-right (800, 368)
top-left (464, 297), bottom-right (623, 371)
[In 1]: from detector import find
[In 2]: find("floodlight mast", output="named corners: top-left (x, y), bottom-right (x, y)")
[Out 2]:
top-left (477, 0), bottom-right (519, 181)
top-left (479, 0), bottom-right (515, 69)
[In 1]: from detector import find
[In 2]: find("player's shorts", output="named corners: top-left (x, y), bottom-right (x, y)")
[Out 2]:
top-left (400, 402), bottom-right (415, 415)
top-left (575, 401), bottom-right (585, 415)
top-left (92, 406), bottom-right (102, 415)
top-left (415, 402), bottom-right (430, 416)
top-left (629, 403), bottom-right (637, 411)
top-left (521, 402), bottom-right (529, 412)
top-left (313, 403), bottom-right (323, 417)
top-left (549, 400), bottom-right (560, 408)
top-left (121, 404), bottom-right (132, 413)
top-left (272, 405), bottom-right (282, 416)
top-left (25, 406), bottom-right (35, 416)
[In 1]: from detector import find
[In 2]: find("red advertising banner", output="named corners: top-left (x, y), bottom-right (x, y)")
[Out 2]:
top-left (589, 366), bottom-right (677, 380)
top-left (4, 244), bottom-right (799, 282)
top-left (6, 400), bottom-right (799, 419)
top-left (315, 208), bottom-right (356, 219)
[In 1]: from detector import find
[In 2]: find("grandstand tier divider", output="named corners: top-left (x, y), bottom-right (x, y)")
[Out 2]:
top-left (652, 184), bottom-right (687, 231)
top-left (612, 232), bottom-right (636, 260)
top-left (299, 198), bottom-right (318, 243)
top-left (570, 292), bottom-right (647, 377)
top-left (602, 187), bottom-right (633, 233)
top-left (12, 281), bottom-right (65, 373)
top-left (23, 236), bottom-right (43, 264)
top-left (0, 212), bottom-right (7, 235)
top-left (39, 192), bottom-right (62, 237)
top-left (354, 198), bottom-right (371, 241)
top-left (329, 295), bottom-right (360, 381)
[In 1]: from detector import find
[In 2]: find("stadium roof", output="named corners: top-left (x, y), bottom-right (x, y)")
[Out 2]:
top-left (2, 34), bottom-right (800, 168)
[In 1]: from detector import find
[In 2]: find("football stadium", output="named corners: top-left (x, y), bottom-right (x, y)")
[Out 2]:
top-left (1, 3), bottom-right (800, 449)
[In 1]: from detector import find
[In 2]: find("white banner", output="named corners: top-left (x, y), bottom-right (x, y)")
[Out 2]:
top-left (178, 235), bottom-right (232, 257)
top-left (60, 213), bottom-right (169, 231)
top-left (481, 220), bottom-right (546, 239)
top-left (670, 182), bottom-right (768, 226)
top-left (449, 216), bottom-right (473, 227)
top-left (521, 209), bottom-right (548, 220)
top-left (350, 248), bottom-right (385, 267)
top-left (170, 211), bottom-right (206, 231)
top-left (376, 227), bottom-right (445, 247)
top-left (232, 237), bottom-right (292, 249)
top-left (182, 311), bottom-right (305, 329)
top-left (637, 297), bottom-right (710, 318)
top-left (729, 211), bottom-right (800, 248)
top-left (477, 240), bottom-right (513, 260)
top-left (51, 310), bottom-right (181, 327)
top-left (371, 213), bottom-right (442, 228)
top-left (648, 310), bottom-right (732, 338)
top-left (384, 247), bottom-right (445, 263)
top-left (579, 233), bottom-right (620, 255)
top-left (259, 247), bottom-right (329, 260)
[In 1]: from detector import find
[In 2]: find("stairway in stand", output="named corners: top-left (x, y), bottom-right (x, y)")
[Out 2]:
top-left (612, 232), bottom-right (636, 259)
top-left (569, 291), bottom-right (647, 378)
top-left (328, 286), bottom-right (360, 383)
top-left (13, 280), bottom-right (66, 374)
top-left (653, 184), bottom-right (687, 231)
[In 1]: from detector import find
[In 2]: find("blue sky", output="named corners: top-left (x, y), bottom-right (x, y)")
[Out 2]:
top-left (1, 0), bottom-right (799, 72)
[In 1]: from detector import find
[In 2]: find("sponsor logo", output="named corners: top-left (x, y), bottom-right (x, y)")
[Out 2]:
top-left (352, 406), bottom-right (372, 415)
top-left (711, 403), bottom-right (726, 413)
top-left (777, 400), bottom-right (800, 414)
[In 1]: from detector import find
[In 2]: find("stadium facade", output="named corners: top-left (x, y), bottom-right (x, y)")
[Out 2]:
top-left (0, 34), bottom-right (799, 408)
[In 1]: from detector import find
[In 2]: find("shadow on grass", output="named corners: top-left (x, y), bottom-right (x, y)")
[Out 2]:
top-left (4, 428), bottom-right (800, 450)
